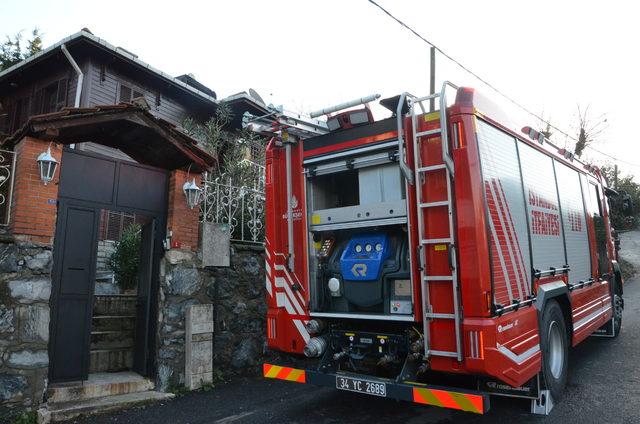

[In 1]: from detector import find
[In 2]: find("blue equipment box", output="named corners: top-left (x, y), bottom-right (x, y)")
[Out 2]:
top-left (340, 234), bottom-right (390, 281)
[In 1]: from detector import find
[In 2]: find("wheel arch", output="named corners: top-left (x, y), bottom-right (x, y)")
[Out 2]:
top-left (535, 281), bottom-right (572, 341)
top-left (611, 260), bottom-right (623, 296)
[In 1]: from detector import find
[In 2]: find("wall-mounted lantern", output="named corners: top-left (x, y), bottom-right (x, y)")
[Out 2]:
top-left (183, 178), bottom-right (203, 209)
top-left (37, 147), bottom-right (58, 185)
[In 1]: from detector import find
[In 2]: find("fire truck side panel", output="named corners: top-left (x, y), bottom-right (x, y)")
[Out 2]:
top-left (555, 164), bottom-right (592, 285)
top-left (473, 107), bottom-right (615, 358)
top-left (519, 143), bottom-right (568, 277)
top-left (476, 119), bottom-right (533, 308)
top-left (451, 113), bottom-right (493, 319)
top-left (265, 139), bottom-right (310, 354)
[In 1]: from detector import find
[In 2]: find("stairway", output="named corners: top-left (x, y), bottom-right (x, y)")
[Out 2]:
top-left (38, 372), bottom-right (174, 423)
top-left (91, 295), bottom-right (136, 373)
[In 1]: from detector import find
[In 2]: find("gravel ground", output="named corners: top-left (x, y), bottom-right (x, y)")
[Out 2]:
top-left (71, 231), bottom-right (640, 424)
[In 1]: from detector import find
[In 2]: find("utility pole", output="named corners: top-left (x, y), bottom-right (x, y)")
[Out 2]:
top-left (429, 46), bottom-right (436, 112)
top-left (614, 164), bottom-right (619, 190)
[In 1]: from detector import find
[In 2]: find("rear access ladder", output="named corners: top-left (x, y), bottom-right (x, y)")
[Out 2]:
top-left (404, 82), bottom-right (463, 361)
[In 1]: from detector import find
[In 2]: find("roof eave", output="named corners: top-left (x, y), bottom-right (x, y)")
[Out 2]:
top-left (0, 31), bottom-right (219, 106)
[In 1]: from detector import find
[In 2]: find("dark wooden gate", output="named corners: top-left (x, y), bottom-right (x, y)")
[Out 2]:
top-left (49, 148), bottom-right (168, 383)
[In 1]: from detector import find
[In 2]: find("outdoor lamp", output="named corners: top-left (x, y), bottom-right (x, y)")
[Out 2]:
top-left (183, 178), bottom-right (202, 209)
top-left (37, 147), bottom-right (58, 185)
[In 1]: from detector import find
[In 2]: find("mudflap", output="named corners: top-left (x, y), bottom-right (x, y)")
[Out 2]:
top-left (264, 363), bottom-right (490, 414)
top-left (480, 374), bottom-right (554, 415)
top-left (591, 316), bottom-right (616, 338)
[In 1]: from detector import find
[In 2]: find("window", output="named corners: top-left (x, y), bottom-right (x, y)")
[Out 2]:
top-left (9, 97), bottom-right (30, 133)
top-left (42, 82), bottom-right (59, 113)
top-left (588, 183), bottom-right (603, 217)
top-left (118, 83), bottom-right (144, 103)
top-left (584, 179), bottom-right (608, 277)
top-left (32, 79), bottom-right (68, 115)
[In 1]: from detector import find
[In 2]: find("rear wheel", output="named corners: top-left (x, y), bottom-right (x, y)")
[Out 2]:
top-left (540, 300), bottom-right (569, 400)
top-left (603, 278), bottom-right (623, 337)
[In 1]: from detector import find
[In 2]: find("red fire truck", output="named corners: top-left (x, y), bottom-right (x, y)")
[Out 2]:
top-left (249, 82), bottom-right (624, 415)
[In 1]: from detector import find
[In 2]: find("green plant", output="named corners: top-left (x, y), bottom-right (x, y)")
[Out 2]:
top-left (10, 411), bottom-right (36, 424)
top-left (182, 103), bottom-right (266, 188)
top-left (168, 383), bottom-right (189, 397)
top-left (107, 223), bottom-right (141, 291)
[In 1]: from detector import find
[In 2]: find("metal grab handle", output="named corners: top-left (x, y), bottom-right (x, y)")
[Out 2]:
top-left (439, 81), bottom-right (459, 174)
top-left (396, 92), bottom-right (414, 185)
top-left (447, 244), bottom-right (455, 270)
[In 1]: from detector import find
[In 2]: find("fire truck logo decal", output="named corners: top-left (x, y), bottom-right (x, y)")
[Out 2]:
top-left (291, 195), bottom-right (299, 209)
top-left (351, 263), bottom-right (367, 277)
top-left (485, 179), bottom-right (530, 306)
top-left (528, 190), bottom-right (561, 236)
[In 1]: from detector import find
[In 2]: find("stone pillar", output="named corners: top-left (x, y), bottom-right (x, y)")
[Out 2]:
top-left (10, 137), bottom-right (62, 245)
top-left (184, 304), bottom-right (214, 390)
top-left (166, 170), bottom-right (201, 252)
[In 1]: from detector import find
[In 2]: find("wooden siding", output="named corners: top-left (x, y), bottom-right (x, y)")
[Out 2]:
top-left (86, 60), bottom-right (194, 127)
top-left (0, 66), bottom-right (76, 134)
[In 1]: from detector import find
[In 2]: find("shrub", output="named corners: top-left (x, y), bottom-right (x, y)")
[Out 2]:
top-left (107, 223), bottom-right (141, 291)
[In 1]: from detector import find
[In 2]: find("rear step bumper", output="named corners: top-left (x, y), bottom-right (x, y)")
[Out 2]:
top-left (263, 363), bottom-right (490, 414)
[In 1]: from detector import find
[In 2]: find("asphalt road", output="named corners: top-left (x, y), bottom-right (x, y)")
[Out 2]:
top-left (74, 231), bottom-right (640, 424)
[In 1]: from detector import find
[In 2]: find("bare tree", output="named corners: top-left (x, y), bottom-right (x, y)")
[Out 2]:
top-left (574, 105), bottom-right (607, 157)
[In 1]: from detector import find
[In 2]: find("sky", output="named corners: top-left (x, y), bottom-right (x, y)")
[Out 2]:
top-left (2, 0), bottom-right (639, 177)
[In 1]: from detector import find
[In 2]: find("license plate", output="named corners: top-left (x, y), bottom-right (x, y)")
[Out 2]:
top-left (336, 376), bottom-right (387, 397)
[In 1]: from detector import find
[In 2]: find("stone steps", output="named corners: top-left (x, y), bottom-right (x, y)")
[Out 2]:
top-left (93, 295), bottom-right (136, 316)
top-left (90, 330), bottom-right (135, 350)
top-left (39, 390), bottom-right (174, 423)
top-left (46, 372), bottom-right (152, 403)
top-left (90, 296), bottom-right (137, 373)
top-left (40, 372), bottom-right (172, 423)
top-left (90, 349), bottom-right (133, 373)
top-left (92, 315), bottom-right (136, 332)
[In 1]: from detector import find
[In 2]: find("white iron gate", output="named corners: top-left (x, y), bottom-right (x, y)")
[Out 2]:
top-left (200, 176), bottom-right (265, 243)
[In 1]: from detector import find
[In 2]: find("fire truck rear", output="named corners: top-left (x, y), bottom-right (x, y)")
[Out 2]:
top-left (250, 83), bottom-right (623, 415)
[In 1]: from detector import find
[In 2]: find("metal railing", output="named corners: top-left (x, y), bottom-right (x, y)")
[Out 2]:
top-left (200, 173), bottom-right (266, 243)
top-left (0, 149), bottom-right (16, 226)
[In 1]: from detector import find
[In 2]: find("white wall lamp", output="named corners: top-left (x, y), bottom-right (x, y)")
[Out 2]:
top-left (183, 177), bottom-right (203, 209)
top-left (37, 147), bottom-right (58, 185)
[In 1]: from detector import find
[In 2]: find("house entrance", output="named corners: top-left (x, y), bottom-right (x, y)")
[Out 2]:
top-left (49, 148), bottom-right (167, 383)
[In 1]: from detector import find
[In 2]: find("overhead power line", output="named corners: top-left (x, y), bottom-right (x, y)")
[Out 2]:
top-left (367, 0), bottom-right (640, 170)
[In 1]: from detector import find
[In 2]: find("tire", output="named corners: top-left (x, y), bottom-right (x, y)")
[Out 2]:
top-left (603, 278), bottom-right (623, 338)
top-left (540, 300), bottom-right (569, 400)
top-left (611, 292), bottom-right (623, 337)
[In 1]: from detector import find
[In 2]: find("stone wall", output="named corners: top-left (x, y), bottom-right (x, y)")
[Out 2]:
top-left (0, 235), bottom-right (52, 420)
top-left (156, 243), bottom-right (266, 391)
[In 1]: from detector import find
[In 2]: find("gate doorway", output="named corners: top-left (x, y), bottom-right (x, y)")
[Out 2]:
top-left (49, 148), bottom-right (168, 383)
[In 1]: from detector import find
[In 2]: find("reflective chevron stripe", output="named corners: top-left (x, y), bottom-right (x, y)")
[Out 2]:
top-left (413, 387), bottom-right (485, 414)
top-left (263, 364), bottom-right (306, 383)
